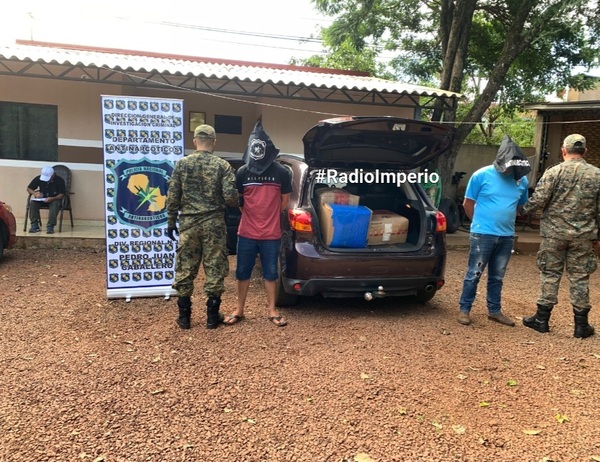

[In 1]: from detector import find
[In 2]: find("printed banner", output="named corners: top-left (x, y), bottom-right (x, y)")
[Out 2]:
top-left (101, 96), bottom-right (184, 300)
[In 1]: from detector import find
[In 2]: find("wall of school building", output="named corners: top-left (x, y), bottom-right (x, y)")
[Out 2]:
top-left (1, 74), bottom-right (527, 221)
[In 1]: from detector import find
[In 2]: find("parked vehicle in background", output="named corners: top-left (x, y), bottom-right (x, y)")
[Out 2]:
top-left (0, 201), bottom-right (17, 261)
top-left (274, 116), bottom-right (454, 306)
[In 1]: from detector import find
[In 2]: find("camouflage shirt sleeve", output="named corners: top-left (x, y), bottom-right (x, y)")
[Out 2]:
top-left (525, 160), bottom-right (600, 240)
top-left (522, 168), bottom-right (556, 215)
top-left (166, 162), bottom-right (183, 228)
top-left (596, 183), bottom-right (600, 239)
top-left (221, 162), bottom-right (240, 208)
top-left (165, 152), bottom-right (239, 228)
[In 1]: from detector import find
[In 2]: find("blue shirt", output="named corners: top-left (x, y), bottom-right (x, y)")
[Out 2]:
top-left (465, 165), bottom-right (529, 236)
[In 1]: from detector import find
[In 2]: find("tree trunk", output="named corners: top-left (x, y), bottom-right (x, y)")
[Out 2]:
top-left (432, 0), bottom-right (477, 125)
top-left (435, 0), bottom-right (535, 200)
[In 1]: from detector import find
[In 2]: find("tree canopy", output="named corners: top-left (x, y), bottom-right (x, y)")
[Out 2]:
top-left (302, 0), bottom-right (600, 196)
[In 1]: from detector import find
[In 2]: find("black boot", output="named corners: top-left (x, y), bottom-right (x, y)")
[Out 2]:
top-left (523, 304), bottom-right (553, 333)
top-left (206, 296), bottom-right (224, 329)
top-left (176, 296), bottom-right (192, 329)
top-left (573, 307), bottom-right (595, 339)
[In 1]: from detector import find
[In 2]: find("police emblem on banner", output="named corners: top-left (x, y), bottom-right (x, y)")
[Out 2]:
top-left (111, 158), bottom-right (172, 229)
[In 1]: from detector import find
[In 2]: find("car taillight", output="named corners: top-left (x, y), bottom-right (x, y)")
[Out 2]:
top-left (289, 208), bottom-right (312, 232)
top-left (435, 211), bottom-right (447, 233)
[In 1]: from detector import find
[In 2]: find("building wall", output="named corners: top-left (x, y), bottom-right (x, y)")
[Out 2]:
top-left (534, 111), bottom-right (600, 170)
top-left (260, 98), bottom-right (415, 154)
top-left (0, 75), bottom-right (416, 163)
top-left (557, 113), bottom-right (600, 167)
top-left (567, 86), bottom-right (600, 102)
top-left (454, 144), bottom-right (536, 197)
top-left (3, 144), bottom-right (527, 221)
top-left (1, 162), bottom-right (104, 222)
top-left (0, 75), bottom-right (416, 220)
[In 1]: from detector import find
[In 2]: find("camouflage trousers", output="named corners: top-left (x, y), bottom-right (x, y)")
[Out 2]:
top-left (536, 237), bottom-right (598, 310)
top-left (172, 218), bottom-right (229, 298)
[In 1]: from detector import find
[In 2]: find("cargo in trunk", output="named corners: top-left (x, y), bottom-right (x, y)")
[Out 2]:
top-left (367, 210), bottom-right (409, 245)
top-left (320, 203), bottom-right (372, 248)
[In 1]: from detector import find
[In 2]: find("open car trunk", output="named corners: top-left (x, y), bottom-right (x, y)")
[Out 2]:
top-left (308, 168), bottom-right (430, 252)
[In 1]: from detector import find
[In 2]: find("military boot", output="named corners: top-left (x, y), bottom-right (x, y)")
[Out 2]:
top-left (573, 307), bottom-right (595, 339)
top-left (206, 296), bottom-right (224, 329)
top-left (522, 304), bottom-right (553, 333)
top-left (176, 296), bottom-right (192, 330)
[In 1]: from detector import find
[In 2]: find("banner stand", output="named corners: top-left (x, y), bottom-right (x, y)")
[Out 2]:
top-left (101, 95), bottom-right (184, 300)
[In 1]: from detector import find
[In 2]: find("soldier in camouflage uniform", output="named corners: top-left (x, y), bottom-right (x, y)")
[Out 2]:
top-left (522, 134), bottom-right (600, 338)
top-left (166, 124), bottom-right (239, 330)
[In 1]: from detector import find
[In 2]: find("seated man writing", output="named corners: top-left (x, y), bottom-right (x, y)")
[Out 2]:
top-left (27, 166), bottom-right (65, 234)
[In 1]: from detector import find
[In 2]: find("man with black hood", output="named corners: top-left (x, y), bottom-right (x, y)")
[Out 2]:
top-left (223, 121), bottom-right (293, 327)
top-left (457, 135), bottom-right (530, 327)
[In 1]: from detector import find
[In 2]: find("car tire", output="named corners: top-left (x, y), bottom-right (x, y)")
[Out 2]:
top-left (415, 288), bottom-right (436, 303)
top-left (0, 225), bottom-right (6, 261)
top-left (275, 275), bottom-right (298, 306)
top-left (275, 258), bottom-right (298, 307)
top-left (439, 198), bottom-right (460, 234)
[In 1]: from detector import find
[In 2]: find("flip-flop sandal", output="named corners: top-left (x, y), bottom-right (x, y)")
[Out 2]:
top-left (268, 315), bottom-right (287, 327)
top-left (223, 314), bottom-right (244, 325)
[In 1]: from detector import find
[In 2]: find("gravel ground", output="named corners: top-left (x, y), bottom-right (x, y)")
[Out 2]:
top-left (1, 247), bottom-right (600, 462)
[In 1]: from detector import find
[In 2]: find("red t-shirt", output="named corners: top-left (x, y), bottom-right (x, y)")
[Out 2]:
top-left (236, 163), bottom-right (293, 240)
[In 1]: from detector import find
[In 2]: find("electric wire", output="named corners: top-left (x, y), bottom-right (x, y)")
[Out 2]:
top-left (103, 66), bottom-right (599, 127)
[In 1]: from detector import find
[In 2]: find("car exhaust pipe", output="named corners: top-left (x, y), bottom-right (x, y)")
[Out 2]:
top-left (424, 284), bottom-right (435, 293)
top-left (365, 286), bottom-right (386, 301)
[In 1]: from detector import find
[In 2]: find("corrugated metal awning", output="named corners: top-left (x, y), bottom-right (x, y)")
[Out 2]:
top-left (0, 41), bottom-right (462, 110)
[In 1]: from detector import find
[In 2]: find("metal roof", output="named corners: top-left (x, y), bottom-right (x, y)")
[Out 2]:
top-left (0, 41), bottom-right (461, 111)
top-left (524, 100), bottom-right (600, 111)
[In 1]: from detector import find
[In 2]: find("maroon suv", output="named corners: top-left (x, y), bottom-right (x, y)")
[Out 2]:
top-left (273, 116), bottom-right (453, 306)
top-left (0, 200), bottom-right (17, 261)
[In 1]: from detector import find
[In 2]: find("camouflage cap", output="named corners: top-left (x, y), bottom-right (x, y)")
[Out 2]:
top-left (194, 124), bottom-right (216, 139)
top-left (563, 134), bottom-right (586, 149)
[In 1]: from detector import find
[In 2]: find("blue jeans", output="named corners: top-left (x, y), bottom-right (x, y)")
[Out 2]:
top-left (459, 233), bottom-right (515, 314)
top-left (235, 236), bottom-right (280, 281)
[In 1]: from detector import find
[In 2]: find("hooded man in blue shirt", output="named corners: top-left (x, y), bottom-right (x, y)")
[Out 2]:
top-left (457, 136), bottom-right (530, 327)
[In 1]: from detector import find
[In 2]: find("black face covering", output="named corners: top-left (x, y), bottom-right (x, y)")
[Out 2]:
top-left (493, 134), bottom-right (532, 180)
top-left (243, 121), bottom-right (280, 175)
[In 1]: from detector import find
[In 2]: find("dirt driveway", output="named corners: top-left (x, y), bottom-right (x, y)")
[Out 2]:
top-left (1, 248), bottom-right (599, 462)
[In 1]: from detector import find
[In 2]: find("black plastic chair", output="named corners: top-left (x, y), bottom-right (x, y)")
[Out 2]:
top-left (24, 164), bottom-right (74, 233)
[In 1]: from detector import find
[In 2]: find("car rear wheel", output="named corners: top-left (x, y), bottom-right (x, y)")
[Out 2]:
top-left (439, 198), bottom-right (460, 234)
top-left (275, 259), bottom-right (298, 307)
top-left (275, 275), bottom-right (298, 306)
top-left (415, 288), bottom-right (436, 303)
